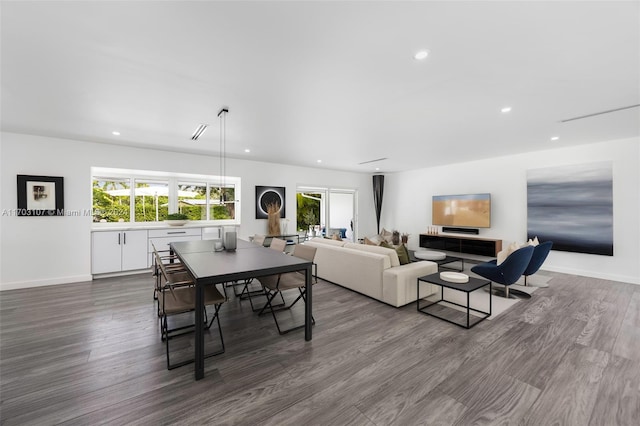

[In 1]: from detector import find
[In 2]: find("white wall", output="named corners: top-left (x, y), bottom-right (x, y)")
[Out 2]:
top-left (0, 132), bottom-right (376, 290)
top-left (382, 137), bottom-right (640, 285)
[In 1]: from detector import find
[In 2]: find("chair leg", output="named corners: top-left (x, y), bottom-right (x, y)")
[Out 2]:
top-left (259, 288), bottom-right (314, 334)
top-left (165, 305), bottom-right (226, 370)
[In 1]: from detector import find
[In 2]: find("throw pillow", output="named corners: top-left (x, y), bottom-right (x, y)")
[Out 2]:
top-left (497, 241), bottom-right (519, 265)
top-left (331, 233), bottom-right (342, 241)
top-left (395, 244), bottom-right (410, 265)
top-left (379, 240), bottom-right (393, 249)
top-left (364, 236), bottom-right (379, 246)
top-left (381, 228), bottom-right (393, 243)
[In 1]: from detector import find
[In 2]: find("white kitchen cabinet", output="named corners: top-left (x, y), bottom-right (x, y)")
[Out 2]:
top-left (147, 227), bottom-right (202, 267)
top-left (92, 230), bottom-right (148, 274)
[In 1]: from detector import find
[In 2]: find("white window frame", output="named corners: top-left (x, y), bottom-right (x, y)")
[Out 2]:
top-left (92, 167), bottom-right (241, 226)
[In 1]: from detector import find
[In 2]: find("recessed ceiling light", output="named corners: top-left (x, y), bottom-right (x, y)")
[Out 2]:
top-left (501, 107), bottom-right (512, 113)
top-left (317, 159), bottom-right (322, 163)
top-left (550, 136), bottom-right (559, 141)
top-left (375, 167), bottom-right (380, 171)
top-left (414, 50), bottom-right (429, 60)
top-left (244, 148), bottom-right (251, 153)
top-left (112, 131), bottom-right (120, 136)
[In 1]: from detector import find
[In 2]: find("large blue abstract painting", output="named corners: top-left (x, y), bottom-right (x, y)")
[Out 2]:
top-left (527, 162), bottom-right (613, 256)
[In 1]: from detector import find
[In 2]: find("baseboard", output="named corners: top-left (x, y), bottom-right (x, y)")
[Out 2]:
top-left (0, 274), bottom-right (94, 291)
top-left (91, 269), bottom-right (150, 280)
top-left (541, 266), bottom-right (640, 285)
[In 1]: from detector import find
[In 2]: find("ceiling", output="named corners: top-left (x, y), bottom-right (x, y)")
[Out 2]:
top-left (2, 1), bottom-right (639, 173)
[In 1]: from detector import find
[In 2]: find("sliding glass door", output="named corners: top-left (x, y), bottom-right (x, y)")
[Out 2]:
top-left (297, 187), bottom-right (357, 242)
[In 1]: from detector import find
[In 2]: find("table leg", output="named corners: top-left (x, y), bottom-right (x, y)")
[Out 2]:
top-left (195, 283), bottom-right (205, 380)
top-left (305, 264), bottom-right (312, 341)
top-left (467, 292), bottom-right (470, 329)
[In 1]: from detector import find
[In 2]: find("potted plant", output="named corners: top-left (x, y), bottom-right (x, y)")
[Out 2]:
top-left (165, 212), bottom-right (189, 226)
top-left (303, 211), bottom-right (317, 236)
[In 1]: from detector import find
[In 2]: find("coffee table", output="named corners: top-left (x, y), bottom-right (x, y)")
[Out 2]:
top-left (417, 273), bottom-right (491, 329)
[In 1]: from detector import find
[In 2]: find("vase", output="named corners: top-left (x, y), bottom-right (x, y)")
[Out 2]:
top-left (268, 213), bottom-right (280, 236)
top-left (392, 231), bottom-right (400, 245)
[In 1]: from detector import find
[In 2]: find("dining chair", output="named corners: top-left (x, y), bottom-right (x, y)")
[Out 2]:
top-left (154, 250), bottom-right (227, 370)
top-left (151, 242), bottom-right (186, 313)
top-left (253, 234), bottom-right (266, 246)
top-left (257, 244), bottom-right (317, 334)
top-left (269, 238), bottom-right (287, 252)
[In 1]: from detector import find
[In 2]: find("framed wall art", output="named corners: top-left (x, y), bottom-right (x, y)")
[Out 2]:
top-left (255, 186), bottom-right (285, 219)
top-left (527, 162), bottom-right (613, 256)
top-left (17, 175), bottom-right (65, 216)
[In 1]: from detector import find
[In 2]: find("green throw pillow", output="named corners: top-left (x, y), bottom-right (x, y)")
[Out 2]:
top-left (395, 244), bottom-right (410, 265)
top-left (379, 240), bottom-right (392, 249)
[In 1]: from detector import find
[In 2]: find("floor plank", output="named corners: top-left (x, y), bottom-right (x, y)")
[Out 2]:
top-left (1, 271), bottom-right (638, 425)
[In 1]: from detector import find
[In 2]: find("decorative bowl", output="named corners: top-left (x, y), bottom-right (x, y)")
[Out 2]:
top-left (440, 272), bottom-right (469, 283)
top-left (165, 220), bottom-right (188, 227)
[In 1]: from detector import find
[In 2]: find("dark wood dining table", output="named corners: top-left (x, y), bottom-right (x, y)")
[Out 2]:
top-left (170, 239), bottom-right (313, 380)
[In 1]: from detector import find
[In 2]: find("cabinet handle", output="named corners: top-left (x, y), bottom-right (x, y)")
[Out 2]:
top-left (123, 233), bottom-right (126, 244)
top-left (118, 233), bottom-right (121, 245)
top-left (167, 231), bottom-right (187, 235)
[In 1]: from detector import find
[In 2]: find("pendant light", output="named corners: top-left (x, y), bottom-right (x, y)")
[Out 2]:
top-left (218, 107), bottom-right (228, 205)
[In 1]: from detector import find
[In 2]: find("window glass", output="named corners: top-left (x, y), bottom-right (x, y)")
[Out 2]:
top-left (209, 184), bottom-right (235, 220)
top-left (92, 178), bottom-right (131, 222)
top-left (134, 180), bottom-right (169, 222)
top-left (91, 168), bottom-right (241, 225)
top-left (178, 182), bottom-right (207, 220)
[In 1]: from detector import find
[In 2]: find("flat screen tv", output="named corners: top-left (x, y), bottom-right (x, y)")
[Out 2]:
top-left (432, 193), bottom-right (491, 228)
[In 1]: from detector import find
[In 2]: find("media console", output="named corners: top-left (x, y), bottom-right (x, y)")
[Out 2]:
top-left (419, 234), bottom-right (502, 257)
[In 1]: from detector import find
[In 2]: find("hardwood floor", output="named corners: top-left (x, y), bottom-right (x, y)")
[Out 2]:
top-left (1, 271), bottom-right (639, 425)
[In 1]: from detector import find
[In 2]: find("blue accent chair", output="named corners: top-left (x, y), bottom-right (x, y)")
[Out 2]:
top-left (523, 241), bottom-right (553, 287)
top-left (471, 245), bottom-right (535, 299)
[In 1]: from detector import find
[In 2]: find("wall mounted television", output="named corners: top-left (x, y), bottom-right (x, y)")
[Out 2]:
top-left (432, 193), bottom-right (491, 228)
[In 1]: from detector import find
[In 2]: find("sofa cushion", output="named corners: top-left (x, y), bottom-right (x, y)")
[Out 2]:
top-left (344, 242), bottom-right (400, 267)
top-left (308, 237), bottom-right (346, 248)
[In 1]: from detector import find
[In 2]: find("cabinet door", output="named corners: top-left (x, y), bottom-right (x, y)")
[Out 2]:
top-left (121, 230), bottom-right (149, 271)
top-left (92, 231), bottom-right (123, 274)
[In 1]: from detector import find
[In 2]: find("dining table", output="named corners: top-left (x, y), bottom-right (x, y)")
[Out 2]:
top-left (170, 239), bottom-right (313, 380)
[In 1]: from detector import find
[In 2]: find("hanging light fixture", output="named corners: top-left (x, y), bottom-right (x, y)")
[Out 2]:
top-left (218, 107), bottom-right (229, 205)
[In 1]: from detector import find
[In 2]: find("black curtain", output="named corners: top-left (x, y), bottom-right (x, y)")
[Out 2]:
top-left (373, 175), bottom-right (384, 234)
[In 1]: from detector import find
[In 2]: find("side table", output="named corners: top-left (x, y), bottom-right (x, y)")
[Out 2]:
top-left (417, 273), bottom-right (491, 329)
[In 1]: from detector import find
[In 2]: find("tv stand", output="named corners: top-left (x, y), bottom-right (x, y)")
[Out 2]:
top-left (419, 234), bottom-right (502, 257)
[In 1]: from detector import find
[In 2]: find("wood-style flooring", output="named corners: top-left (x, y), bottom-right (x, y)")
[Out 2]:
top-left (1, 270), bottom-right (639, 425)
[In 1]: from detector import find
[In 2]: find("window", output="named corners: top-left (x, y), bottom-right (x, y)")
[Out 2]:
top-left (92, 178), bottom-right (131, 222)
top-left (209, 184), bottom-right (236, 220)
top-left (134, 179), bottom-right (169, 222)
top-left (178, 182), bottom-right (207, 220)
top-left (91, 168), bottom-right (241, 225)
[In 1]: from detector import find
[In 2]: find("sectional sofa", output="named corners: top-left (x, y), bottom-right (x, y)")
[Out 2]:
top-left (305, 238), bottom-right (438, 307)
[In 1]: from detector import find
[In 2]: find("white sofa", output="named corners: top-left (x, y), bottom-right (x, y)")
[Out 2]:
top-left (305, 238), bottom-right (438, 307)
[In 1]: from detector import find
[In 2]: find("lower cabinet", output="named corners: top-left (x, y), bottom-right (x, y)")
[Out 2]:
top-left (92, 230), bottom-right (149, 274)
top-left (147, 228), bottom-right (202, 267)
